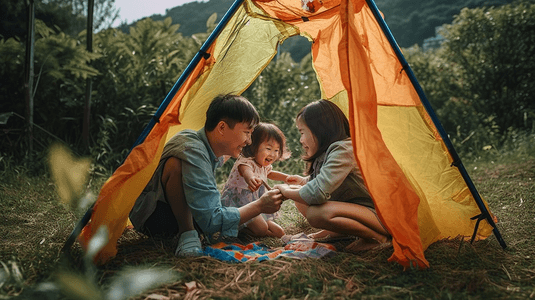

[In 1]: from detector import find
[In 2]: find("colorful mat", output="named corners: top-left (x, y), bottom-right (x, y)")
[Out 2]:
top-left (203, 238), bottom-right (337, 263)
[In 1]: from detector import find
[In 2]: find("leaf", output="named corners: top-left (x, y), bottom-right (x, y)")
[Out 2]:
top-left (48, 143), bottom-right (91, 208)
top-left (55, 271), bottom-right (102, 300)
top-left (105, 266), bottom-right (180, 300)
top-left (85, 226), bottom-right (109, 262)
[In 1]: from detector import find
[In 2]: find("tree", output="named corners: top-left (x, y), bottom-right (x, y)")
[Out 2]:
top-left (0, 19), bottom-right (100, 162)
top-left (405, 0), bottom-right (535, 156)
top-left (45, 0), bottom-right (119, 32)
top-left (440, 0), bottom-right (535, 132)
top-left (85, 17), bottom-right (197, 169)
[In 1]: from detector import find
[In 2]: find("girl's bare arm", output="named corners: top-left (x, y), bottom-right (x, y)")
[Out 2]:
top-left (267, 170), bottom-right (289, 183)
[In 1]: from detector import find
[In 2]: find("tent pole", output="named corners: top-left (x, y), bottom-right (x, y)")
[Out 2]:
top-left (61, 0), bottom-right (246, 254)
top-left (365, 0), bottom-right (506, 249)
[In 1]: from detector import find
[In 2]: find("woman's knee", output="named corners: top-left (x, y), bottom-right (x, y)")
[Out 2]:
top-left (306, 206), bottom-right (329, 228)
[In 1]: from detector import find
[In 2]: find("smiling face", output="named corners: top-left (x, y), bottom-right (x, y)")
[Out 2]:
top-left (221, 121), bottom-right (254, 158)
top-left (254, 138), bottom-right (281, 167)
top-left (296, 116), bottom-right (318, 159)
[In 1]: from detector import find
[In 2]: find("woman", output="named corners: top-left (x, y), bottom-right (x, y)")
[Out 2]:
top-left (276, 100), bottom-right (390, 252)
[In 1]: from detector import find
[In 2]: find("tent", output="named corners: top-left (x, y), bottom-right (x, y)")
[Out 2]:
top-left (69, 0), bottom-right (505, 269)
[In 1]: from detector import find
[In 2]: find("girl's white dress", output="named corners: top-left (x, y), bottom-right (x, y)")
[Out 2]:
top-left (220, 155), bottom-right (277, 222)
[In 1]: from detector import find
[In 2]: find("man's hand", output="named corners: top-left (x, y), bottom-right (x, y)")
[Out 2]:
top-left (258, 189), bottom-right (284, 214)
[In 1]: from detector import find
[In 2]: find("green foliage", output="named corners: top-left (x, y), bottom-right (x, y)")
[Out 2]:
top-left (57, 0), bottom-right (119, 31)
top-left (0, 20), bottom-right (101, 165)
top-left (0, 0), bottom-right (119, 39)
top-left (1, 15), bottom-right (199, 171)
top-left (87, 17), bottom-right (197, 169)
top-left (406, 0), bottom-right (535, 158)
top-left (0, 38), bottom-right (25, 124)
top-left (441, 0), bottom-right (535, 131)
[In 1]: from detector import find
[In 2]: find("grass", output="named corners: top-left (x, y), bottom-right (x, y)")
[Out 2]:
top-left (1, 151), bottom-right (534, 299)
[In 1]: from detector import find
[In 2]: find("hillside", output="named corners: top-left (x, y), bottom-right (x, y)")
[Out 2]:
top-left (121, 0), bottom-right (513, 61)
top-left (375, 0), bottom-right (511, 49)
top-left (1, 0), bottom-right (513, 61)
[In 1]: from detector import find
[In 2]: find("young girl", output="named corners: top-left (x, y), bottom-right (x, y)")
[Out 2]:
top-left (275, 100), bottom-right (391, 252)
top-left (220, 122), bottom-right (291, 238)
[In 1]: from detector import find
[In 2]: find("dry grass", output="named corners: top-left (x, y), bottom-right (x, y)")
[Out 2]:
top-left (1, 157), bottom-right (534, 299)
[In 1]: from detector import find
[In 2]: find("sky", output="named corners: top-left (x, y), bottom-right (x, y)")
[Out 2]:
top-left (112, 0), bottom-right (206, 27)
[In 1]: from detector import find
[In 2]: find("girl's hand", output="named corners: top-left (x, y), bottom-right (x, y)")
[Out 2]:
top-left (273, 184), bottom-right (287, 198)
top-left (286, 175), bottom-right (306, 186)
top-left (245, 176), bottom-right (263, 192)
top-left (273, 184), bottom-right (295, 200)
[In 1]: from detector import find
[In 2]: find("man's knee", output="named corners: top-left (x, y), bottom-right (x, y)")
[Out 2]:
top-left (162, 157), bottom-right (187, 207)
top-left (162, 157), bottom-right (182, 184)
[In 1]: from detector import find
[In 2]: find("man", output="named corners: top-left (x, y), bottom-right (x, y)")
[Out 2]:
top-left (129, 94), bottom-right (284, 256)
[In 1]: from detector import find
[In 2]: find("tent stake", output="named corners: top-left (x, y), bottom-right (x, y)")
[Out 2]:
top-left (62, 0), bottom-right (246, 254)
top-left (365, 0), bottom-right (506, 249)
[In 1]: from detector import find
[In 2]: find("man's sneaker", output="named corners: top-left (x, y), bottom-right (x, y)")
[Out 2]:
top-left (175, 230), bottom-right (204, 257)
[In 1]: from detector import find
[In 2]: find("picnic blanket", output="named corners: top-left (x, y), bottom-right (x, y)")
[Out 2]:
top-left (203, 236), bottom-right (337, 263)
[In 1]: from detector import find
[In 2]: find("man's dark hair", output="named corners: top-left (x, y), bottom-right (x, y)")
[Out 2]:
top-left (297, 99), bottom-right (350, 169)
top-left (205, 94), bottom-right (260, 131)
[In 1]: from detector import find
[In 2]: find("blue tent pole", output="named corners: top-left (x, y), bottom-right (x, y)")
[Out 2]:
top-left (365, 0), bottom-right (506, 249)
top-left (61, 0), bottom-right (246, 253)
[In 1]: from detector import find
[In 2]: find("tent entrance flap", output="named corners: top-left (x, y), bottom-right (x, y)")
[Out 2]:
top-left (365, 0), bottom-right (505, 249)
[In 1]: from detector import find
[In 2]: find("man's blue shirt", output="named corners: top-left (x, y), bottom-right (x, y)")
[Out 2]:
top-left (129, 128), bottom-right (241, 237)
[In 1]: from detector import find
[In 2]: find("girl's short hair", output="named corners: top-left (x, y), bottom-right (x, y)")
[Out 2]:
top-left (205, 94), bottom-right (260, 131)
top-left (297, 99), bottom-right (350, 164)
top-left (242, 122), bottom-right (291, 161)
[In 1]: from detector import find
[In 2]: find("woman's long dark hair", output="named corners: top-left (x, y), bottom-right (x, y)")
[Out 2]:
top-left (297, 100), bottom-right (350, 174)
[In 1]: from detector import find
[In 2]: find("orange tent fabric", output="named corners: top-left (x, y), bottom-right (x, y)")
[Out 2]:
top-left (79, 0), bottom-right (495, 268)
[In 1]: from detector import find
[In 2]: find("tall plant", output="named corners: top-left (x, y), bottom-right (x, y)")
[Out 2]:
top-left (87, 17), bottom-right (197, 170)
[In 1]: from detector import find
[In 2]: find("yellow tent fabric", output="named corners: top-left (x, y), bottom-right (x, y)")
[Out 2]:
top-left (79, 0), bottom-right (495, 268)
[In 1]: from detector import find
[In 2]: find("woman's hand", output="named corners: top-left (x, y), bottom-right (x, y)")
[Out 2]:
top-left (273, 183), bottom-right (298, 199)
top-left (274, 184), bottom-right (308, 204)
top-left (286, 175), bottom-right (307, 186)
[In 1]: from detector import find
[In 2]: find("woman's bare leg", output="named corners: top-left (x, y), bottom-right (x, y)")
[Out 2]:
top-left (294, 201), bottom-right (308, 218)
top-left (305, 201), bottom-right (389, 250)
top-left (294, 202), bottom-right (346, 240)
